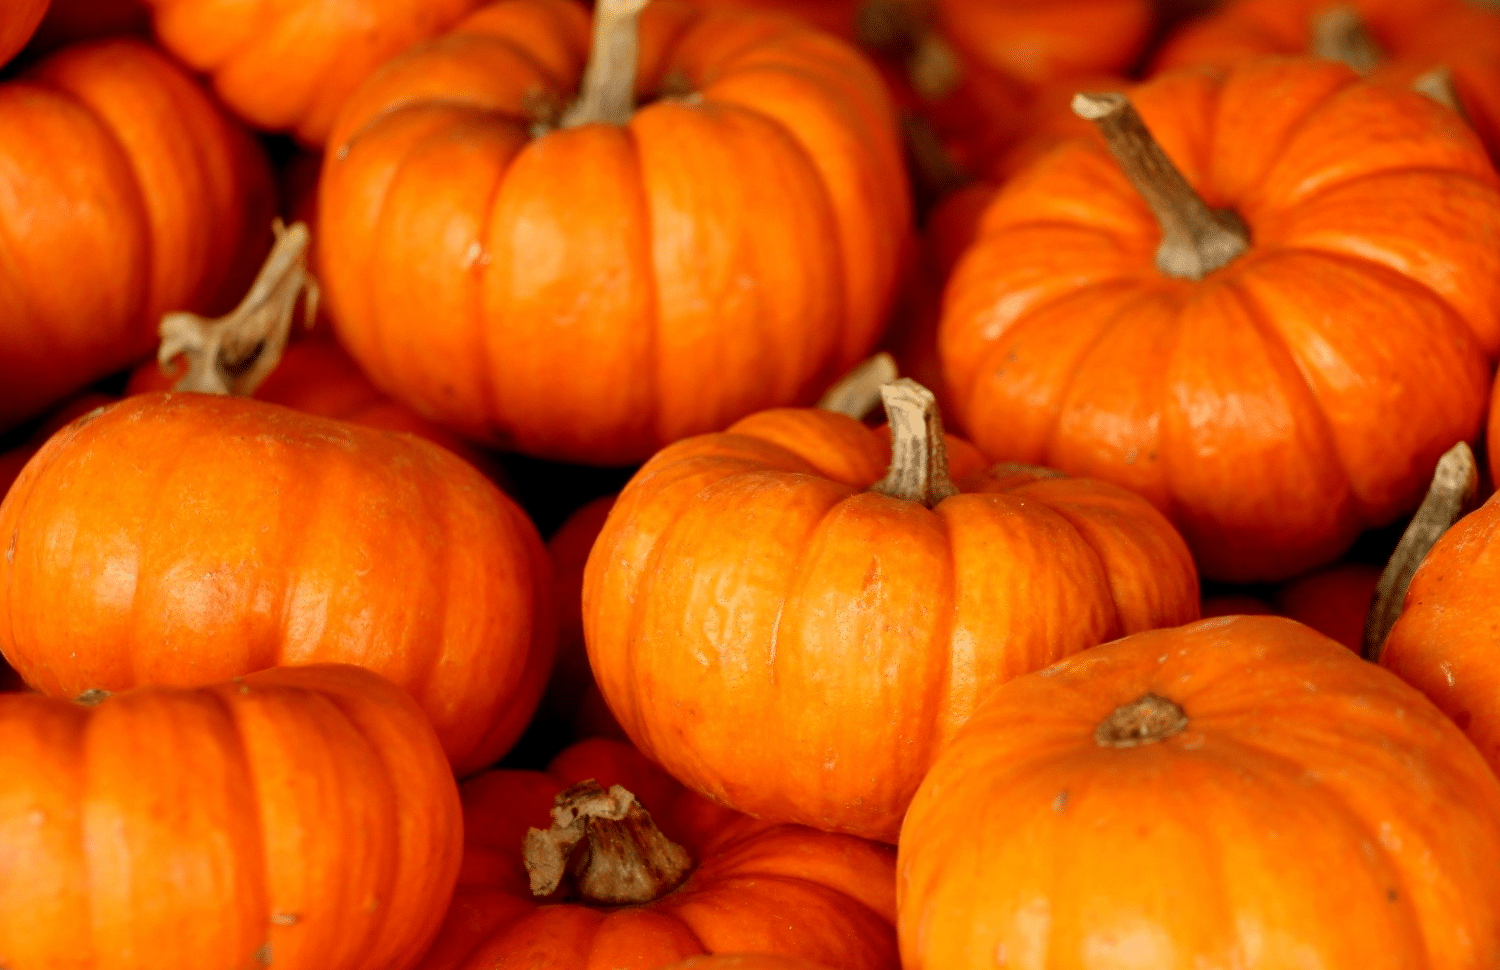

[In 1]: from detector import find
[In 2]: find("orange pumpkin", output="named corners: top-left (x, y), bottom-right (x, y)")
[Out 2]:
top-left (899, 615), bottom-right (1500, 968)
top-left (0, 0), bottom-right (48, 66)
top-left (1276, 560), bottom-right (1381, 652)
top-left (137, 0), bottom-right (485, 145)
top-left (0, 38), bottom-right (274, 430)
top-left (941, 61), bottom-right (1500, 582)
top-left (0, 394), bottom-right (554, 776)
top-left (0, 664), bottom-right (463, 970)
top-left (320, 0), bottom-right (910, 464)
top-left (930, 0), bottom-right (1150, 90)
top-left (585, 380), bottom-right (1198, 841)
top-left (665, 958), bottom-right (837, 970)
top-left (0, 393), bottom-right (112, 501)
top-left (412, 737), bottom-right (897, 970)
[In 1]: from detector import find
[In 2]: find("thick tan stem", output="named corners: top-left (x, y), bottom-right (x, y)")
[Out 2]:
top-left (1096, 694), bottom-right (1188, 748)
top-left (157, 219), bottom-right (318, 396)
top-left (1072, 92), bottom-right (1249, 280)
top-left (523, 780), bottom-right (692, 905)
top-left (817, 352), bottom-right (899, 420)
top-left (1311, 5), bottom-right (1385, 75)
top-left (870, 378), bottom-right (958, 507)
top-left (1412, 65), bottom-right (1469, 121)
top-left (1362, 442), bottom-right (1479, 662)
top-left (562, 0), bottom-right (648, 128)
top-left (856, 0), bottom-right (961, 99)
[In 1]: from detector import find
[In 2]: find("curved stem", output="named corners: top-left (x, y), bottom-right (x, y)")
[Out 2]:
top-left (1072, 92), bottom-right (1249, 281)
top-left (870, 378), bottom-right (959, 507)
top-left (817, 352), bottom-right (899, 421)
top-left (1311, 5), bottom-right (1385, 75)
top-left (522, 779), bottom-right (692, 905)
top-left (1362, 441), bottom-right (1479, 662)
top-left (1095, 693), bottom-right (1187, 748)
top-left (562, 0), bottom-right (649, 128)
top-left (156, 219), bottom-right (318, 396)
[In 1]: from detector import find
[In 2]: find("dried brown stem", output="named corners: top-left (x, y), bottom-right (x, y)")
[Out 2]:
top-left (1362, 442), bottom-right (1479, 662)
top-left (1412, 65), bottom-right (1468, 121)
top-left (522, 779), bottom-right (692, 905)
top-left (870, 378), bottom-right (959, 507)
top-left (1311, 5), bottom-right (1385, 75)
top-left (817, 352), bottom-right (899, 420)
top-left (1096, 694), bottom-right (1188, 748)
top-left (157, 219), bottom-right (318, 396)
top-left (1072, 92), bottom-right (1249, 280)
top-left (562, 0), bottom-right (648, 128)
top-left (856, 0), bottom-right (961, 99)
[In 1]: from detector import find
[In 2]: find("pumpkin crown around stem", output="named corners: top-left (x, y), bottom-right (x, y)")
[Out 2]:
top-left (1311, 5), bottom-right (1385, 75)
top-left (870, 377), bottom-right (959, 508)
top-left (1363, 441), bottom-right (1479, 662)
top-left (1072, 92), bottom-right (1250, 281)
top-left (854, 0), bottom-right (962, 99)
top-left (561, 0), bottom-right (651, 129)
top-left (1095, 693), bottom-right (1189, 748)
top-left (156, 219), bottom-right (319, 396)
top-left (522, 779), bottom-right (693, 905)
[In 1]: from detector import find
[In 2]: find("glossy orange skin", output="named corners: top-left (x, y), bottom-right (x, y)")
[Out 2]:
top-left (0, 664), bottom-right (463, 970)
top-left (413, 738), bottom-right (898, 970)
top-left (0, 394), bottom-right (554, 776)
top-left (139, 0), bottom-right (484, 145)
top-left (0, 0), bottom-right (48, 66)
top-left (320, 0), bottom-right (910, 465)
top-left (584, 406), bottom-right (1199, 841)
top-left (1382, 493), bottom-right (1500, 774)
top-left (1156, 0), bottom-right (1500, 164)
top-left (899, 615), bottom-right (1500, 969)
top-left (941, 61), bottom-right (1500, 582)
top-left (0, 39), bottom-right (274, 431)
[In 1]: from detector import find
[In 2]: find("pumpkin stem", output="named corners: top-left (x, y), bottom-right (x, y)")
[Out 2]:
top-left (870, 378), bottom-right (959, 507)
top-left (1095, 693), bottom-right (1187, 748)
top-left (1362, 441), bottom-right (1479, 663)
top-left (156, 219), bottom-right (318, 396)
top-left (817, 352), bottom-right (899, 421)
top-left (562, 0), bottom-right (649, 128)
top-left (856, 0), bottom-right (961, 99)
top-left (1412, 65), bottom-right (1468, 121)
top-left (522, 779), bottom-right (692, 905)
top-left (1072, 92), bottom-right (1250, 281)
top-left (1311, 5), bottom-right (1384, 75)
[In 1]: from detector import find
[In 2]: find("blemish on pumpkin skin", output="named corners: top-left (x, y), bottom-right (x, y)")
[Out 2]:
top-left (5, 531), bottom-right (14, 563)
top-left (270, 912), bottom-right (299, 926)
top-left (1052, 790), bottom-right (1069, 812)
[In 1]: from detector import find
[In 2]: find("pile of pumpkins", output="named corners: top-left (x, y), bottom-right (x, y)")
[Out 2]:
top-left (4, 0), bottom-right (1500, 966)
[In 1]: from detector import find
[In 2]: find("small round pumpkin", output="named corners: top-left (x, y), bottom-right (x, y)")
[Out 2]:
top-left (0, 393), bottom-right (554, 776)
top-left (0, 664), bottom-right (463, 970)
top-left (320, 0), bottom-right (910, 464)
top-left (412, 737), bottom-right (897, 970)
top-left (585, 379), bottom-right (1198, 841)
top-left (941, 60), bottom-right (1500, 581)
top-left (899, 614), bottom-right (1500, 968)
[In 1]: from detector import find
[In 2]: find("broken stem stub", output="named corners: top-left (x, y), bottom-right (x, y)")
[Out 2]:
top-left (1412, 65), bottom-right (1468, 121)
top-left (1311, 5), bottom-right (1385, 75)
top-left (870, 377), bottom-right (959, 507)
top-left (1072, 92), bottom-right (1249, 281)
top-left (817, 352), bottom-right (899, 421)
top-left (562, 0), bottom-right (649, 128)
top-left (1096, 693), bottom-right (1188, 748)
top-left (1362, 441), bottom-right (1479, 663)
top-left (522, 779), bottom-right (693, 906)
top-left (157, 219), bottom-right (319, 396)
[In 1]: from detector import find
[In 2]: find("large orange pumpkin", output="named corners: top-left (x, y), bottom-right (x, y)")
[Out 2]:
top-left (0, 664), bottom-right (463, 970)
top-left (412, 737), bottom-right (897, 970)
top-left (940, 60), bottom-right (1500, 582)
top-left (584, 380), bottom-right (1198, 841)
top-left (319, 0), bottom-right (910, 464)
top-left (0, 394), bottom-right (553, 776)
top-left (0, 38), bottom-right (274, 430)
top-left (0, 1), bottom-right (48, 66)
top-left (137, 0), bottom-right (486, 145)
top-left (899, 615), bottom-right (1500, 968)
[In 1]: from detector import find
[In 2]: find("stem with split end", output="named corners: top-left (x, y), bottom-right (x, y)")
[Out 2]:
top-left (562, 0), bottom-right (648, 128)
top-left (157, 219), bottom-right (319, 396)
top-left (1363, 442), bottom-right (1479, 662)
top-left (1073, 92), bottom-right (1249, 281)
top-left (817, 352), bottom-right (899, 420)
top-left (870, 378), bottom-right (958, 507)
top-left (522, 779), bottom-right (692, 905)
top-left (1311, 5), bottom-right (1385, 75)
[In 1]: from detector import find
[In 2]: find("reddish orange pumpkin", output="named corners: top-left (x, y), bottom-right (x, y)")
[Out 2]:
top-left (665, 959), bottom-right (838, 970)
top-left (320, 0), bottom-right (910, 464)
top-left (137, 0), bottom-right (486, 145)
top-left (941, 60), bottom-right (1500, 582)
top-left (931, 0), bottom-right (1150, 89)
top-left (585, 383), bottom-right (1198, 841)
top-left (413, 737), bottom-right (898, 970)
top-left (0, 39), bottom-right (274, 430)
top-left (0, 393), bottom-right (112, 501)
top-left (0, 664), bottom-right (463, 970)
top-left (1276, 560), bottom-right (1380, 652)
top-left (27, 0), bottom-right (150, 53)
top-left (0, 1), bottom-right (48, 66)
top-left (0, 394), bottom-right (554, 776)
top-left (899, 615), bottom-right (1500, 968)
